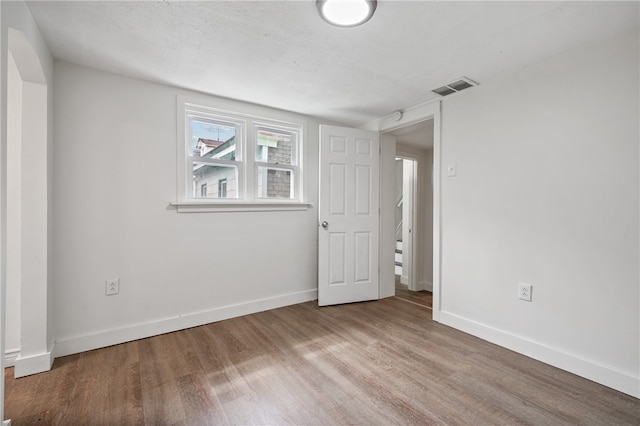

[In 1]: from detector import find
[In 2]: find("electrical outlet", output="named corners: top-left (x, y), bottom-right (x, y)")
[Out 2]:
top-left (518, 282), bottom-right (532, 302)
top-left (106, 278), bottom-right (119, 296)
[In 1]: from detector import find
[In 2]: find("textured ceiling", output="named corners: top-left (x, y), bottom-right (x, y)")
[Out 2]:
top-left (26, 1), bottom-right (639, 126)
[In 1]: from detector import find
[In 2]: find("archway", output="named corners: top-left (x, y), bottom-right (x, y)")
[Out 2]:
top-left (6, 27), bottom-right (51, 378)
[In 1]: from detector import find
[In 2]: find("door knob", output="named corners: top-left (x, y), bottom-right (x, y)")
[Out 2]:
top-left (321, 221), bottom-right (329, 229)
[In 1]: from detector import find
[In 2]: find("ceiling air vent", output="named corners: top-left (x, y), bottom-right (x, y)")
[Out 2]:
top-left (432, 77), bottom-right (478, 96)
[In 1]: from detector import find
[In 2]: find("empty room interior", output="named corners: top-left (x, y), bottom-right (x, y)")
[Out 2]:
top-left (1, 0), bottom-right (639, 424)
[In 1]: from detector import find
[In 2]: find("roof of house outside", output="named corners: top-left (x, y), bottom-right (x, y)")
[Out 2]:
top-left (195, 138), bottom-right (226, 157)
top-left (194, 136), bottom-right (237, 160)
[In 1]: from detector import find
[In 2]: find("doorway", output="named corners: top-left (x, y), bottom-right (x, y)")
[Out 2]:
top-left (385, 120), bottom-right (434, 308)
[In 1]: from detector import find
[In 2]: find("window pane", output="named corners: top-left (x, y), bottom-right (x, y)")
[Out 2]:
top-left (193, 163), bottom-right (238, 199)
top-left (256, 167), bottom-right (293, 199)
top-left (256, 129), bottom-right (295, 165)
top-left (190, 119), bottom-right (238, 160)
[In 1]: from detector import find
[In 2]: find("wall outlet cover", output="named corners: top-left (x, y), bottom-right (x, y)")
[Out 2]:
top-left (518, 282), bottom-right (532, 302)
top-left (106, 278), bottom-right (120, 296)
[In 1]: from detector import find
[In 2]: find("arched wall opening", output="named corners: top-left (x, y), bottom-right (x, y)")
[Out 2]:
top-left (6, 27), bottom-right (51, 378)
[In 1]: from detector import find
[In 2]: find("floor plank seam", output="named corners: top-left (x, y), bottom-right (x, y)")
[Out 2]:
top-left (392, 296), bottom-right (433, 310)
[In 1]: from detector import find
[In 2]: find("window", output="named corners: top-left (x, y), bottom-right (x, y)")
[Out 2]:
top-left (218, 179), bottom-right (227, 198)
top-left (176, 98), bottom-right (306, 211)
top-left (188, 114), bottom-right (241, 200)
top-left (255, 126), bottom-right (297, 199)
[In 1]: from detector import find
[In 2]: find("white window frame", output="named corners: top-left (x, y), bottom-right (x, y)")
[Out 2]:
top-left (175, 96), bottom-right (310, 212)
top-left (187, 111), bottom-right (244, 200)
top-left (253, 121), bottom-right (300, 201)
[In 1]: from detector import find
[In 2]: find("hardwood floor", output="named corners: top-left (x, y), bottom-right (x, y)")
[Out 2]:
top-left (394, 275), bottom-right (433, 308)
top-left (5, 298), bottom-right (639, 425)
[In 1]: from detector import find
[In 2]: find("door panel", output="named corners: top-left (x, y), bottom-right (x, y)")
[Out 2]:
top-left (355, 165), bottom-right (372, 215)
top-left (329, 164), bottom-right (346, 215)
top-left (354, 232), bottom-right (372, 283)
top-left (318, 125), bottom-right (380, 306)
top-left (329, 232), bottom-right (346, 285)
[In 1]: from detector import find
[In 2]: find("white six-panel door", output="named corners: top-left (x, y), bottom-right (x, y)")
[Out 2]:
top-left (318, 125), bottom-right (380, 306)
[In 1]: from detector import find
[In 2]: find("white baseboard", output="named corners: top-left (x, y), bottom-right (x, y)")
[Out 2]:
top-left (4, 349), bottom-right (19, 368)
top-left (14, 348), bottom-right (54, 378)
top-left (3, 419), bottom-right (12, 426)
top-left (439, 311), bottom-right (640, 399)
top-left (419, 280), bottom-right (433, 292)
top-left (54, 288), bottom-right (318, 359)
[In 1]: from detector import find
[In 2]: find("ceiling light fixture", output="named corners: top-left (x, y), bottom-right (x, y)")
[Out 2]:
top-left (317, 0), bottom-right (377, 27)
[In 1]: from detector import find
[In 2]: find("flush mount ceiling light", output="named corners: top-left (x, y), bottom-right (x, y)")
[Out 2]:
top-left (317, 0), bottom-right (377, 27)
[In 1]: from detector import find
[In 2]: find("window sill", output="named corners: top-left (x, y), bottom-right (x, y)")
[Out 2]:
top-left (171, 200), bottom-right (312, 213)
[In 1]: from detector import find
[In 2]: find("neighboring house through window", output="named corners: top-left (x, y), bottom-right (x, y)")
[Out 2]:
top-left (177, 99), bottom-right (303, 206)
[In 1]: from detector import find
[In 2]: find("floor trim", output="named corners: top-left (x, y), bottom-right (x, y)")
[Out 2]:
top-left (14, 349), bottom-right (54, 378)
top-left (3, 349), bottom-right (19, 368)
top-left (439, 310), bottom-right (640, 398)
top-left (54, 288), bottom-right (318, 359)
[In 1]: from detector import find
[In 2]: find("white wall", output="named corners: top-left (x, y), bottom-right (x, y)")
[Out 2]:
top-left (5, 51), bottom-right (22, 360)
top-left (52, 61), bottom-right (322, 356)
top-left (0, 5), bottom-right (5, 423)
top-left (18, 77), bottom-right (48, 375)
top-left (439, 29), bottom-right (639, 397)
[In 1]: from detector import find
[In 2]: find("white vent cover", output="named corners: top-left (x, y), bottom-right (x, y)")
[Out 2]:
top-left (432, 77), bottom-right (478, 96)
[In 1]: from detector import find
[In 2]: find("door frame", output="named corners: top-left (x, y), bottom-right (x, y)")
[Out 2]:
top-left (360, 100), bottom-right (441, 321)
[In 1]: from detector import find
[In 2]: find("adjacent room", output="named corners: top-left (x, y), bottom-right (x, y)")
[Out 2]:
top-left (1, 1), bottom-right (638, 424)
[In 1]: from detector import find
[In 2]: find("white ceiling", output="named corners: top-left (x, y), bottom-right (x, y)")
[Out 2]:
top-left (26, 1), bottom-right (639, 126)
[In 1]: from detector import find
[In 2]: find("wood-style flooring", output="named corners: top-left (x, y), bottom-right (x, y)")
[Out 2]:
top-left (5, 298), bottom-right (639, 425)
top-left (394, 275), bottom-right (433, 308)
